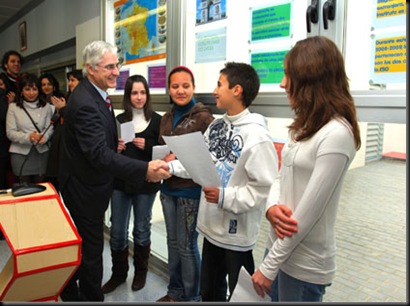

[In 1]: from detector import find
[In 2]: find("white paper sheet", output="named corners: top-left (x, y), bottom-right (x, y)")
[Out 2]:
top-left (230, 266), bottom-right (271, 302)
top-left (120, 121), bottom-right (135, 143)
top-left (152, 145), bottom-right (171, 160)
top-left (162, 132), bottom-right (221, 187)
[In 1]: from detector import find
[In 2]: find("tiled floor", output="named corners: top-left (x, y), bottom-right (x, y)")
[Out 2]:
top-left (101, 235), bottom-right (169, 303)
top-left (0, 158), bottom-right (406, 302)
top-left (101, 158), bottom-right (407, 303)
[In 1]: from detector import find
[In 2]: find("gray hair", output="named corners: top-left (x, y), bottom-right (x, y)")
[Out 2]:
top-left (82, 41), bottom-right (118, 76)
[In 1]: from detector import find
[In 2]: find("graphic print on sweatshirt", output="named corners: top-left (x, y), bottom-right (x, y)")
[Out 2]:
top-left (208, 119), bottom-right (243, 187)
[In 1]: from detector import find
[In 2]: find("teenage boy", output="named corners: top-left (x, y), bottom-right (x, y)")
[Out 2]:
top-left (169, 62), bottom-right (279, 301)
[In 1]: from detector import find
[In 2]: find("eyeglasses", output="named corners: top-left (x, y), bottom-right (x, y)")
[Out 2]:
top-left (96, 62), bottom-right (122, 71)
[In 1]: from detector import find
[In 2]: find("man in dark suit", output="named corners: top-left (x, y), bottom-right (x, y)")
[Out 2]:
top-left (58, 41), bottom-right (170, 302)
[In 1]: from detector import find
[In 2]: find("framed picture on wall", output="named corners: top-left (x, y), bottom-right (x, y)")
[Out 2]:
top-left (19, 21), bottom-right (27, 51)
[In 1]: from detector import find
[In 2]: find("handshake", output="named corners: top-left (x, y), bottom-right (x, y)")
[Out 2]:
top-left (146, 160), bottom-right (171, 182)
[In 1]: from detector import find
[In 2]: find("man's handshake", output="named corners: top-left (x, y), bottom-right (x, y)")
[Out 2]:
top-left (146, 160), bottom-right (171, 182)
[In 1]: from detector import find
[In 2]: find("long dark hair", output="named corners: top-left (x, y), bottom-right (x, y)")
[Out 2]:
top-left (122, 75), bottom-right (152, 122)
top-left (285, 36), bottom-right (361, 150)
top-left (16, 73), bottom-right (47, 108)
top-left (39, 72), bottom-right (65, 100)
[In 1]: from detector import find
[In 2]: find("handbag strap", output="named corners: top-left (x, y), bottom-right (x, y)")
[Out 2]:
top-left (22, 105), bottom-right (42, 133)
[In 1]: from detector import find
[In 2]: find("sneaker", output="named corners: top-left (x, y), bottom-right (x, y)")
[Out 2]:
top-left (156, 294), bottom-right (176, 302)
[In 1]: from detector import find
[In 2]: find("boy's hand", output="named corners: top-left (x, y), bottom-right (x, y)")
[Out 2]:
top-left (203, 186), bottom-right (219, 204)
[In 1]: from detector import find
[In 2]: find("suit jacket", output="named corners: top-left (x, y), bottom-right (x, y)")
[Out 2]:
top-left (59, 78), bottom-right (148, 217)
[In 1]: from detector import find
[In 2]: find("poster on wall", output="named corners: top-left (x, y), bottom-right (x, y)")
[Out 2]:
top-left (196, 0), bottom-right (227, 25)
top-left (148, 64), bottom-right (166, 88)
top-left (371, 0), bottom-right (406, 29)
top-left (251, 49), bottom-right (289, 85)
top-left (195, 27), bottom-right (226, 63)
top-left (369, 31), bottom-right (406, 84)
top-left (115, 69), bottom-right (130, 90)
top-left (114, 0), bottom-right (166, 65)
top-left (250, 2), bottom-right (292, 43)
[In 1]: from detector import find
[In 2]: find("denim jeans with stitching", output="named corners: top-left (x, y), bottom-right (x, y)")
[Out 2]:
top-left (160, 193), bottom-right (201, 302)
top-left (109, 189), bottom-right (156, 250)
top-left (269, 269), bottom-right (331, 302)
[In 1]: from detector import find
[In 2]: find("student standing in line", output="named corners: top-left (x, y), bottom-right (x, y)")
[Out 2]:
top-left (6, 73), bottom-right (54, 185)
top-left (156, 66), bottom-right (214, 302)
top-left (102, 75), bottom-right (162, 294)
top-left (252, 36), bottom-right (361, 302)
top-left (58, 40), bottom-right (170, 302)
top-left (168, 62), bottom-right (279, 301)
top-left (1, 50), bottom-right (23, 102)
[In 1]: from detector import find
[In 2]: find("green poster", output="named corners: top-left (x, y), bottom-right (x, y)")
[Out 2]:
top-left (251, 3), bottom-right (291, 41)
top-left (251, 50), bottom-right (288, 84)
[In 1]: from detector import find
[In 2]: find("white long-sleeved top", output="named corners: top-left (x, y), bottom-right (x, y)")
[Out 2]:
top-left (170, 109), bottom-right (279, 251)
top-left (260, 117), bottom-right (357, 285)
top-left (6, 101), bottom-right (55, 155)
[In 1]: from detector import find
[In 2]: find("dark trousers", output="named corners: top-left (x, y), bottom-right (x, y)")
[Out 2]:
top-left (200, 237), bottom-right (255, 302)
top-left (60, 177), bottom-right (111, 302)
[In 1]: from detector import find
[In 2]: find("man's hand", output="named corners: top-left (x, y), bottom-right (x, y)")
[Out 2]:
top-left (266, 204), bottom-right (298, 239)
top-left (146, 160), bottom-right (171, 182)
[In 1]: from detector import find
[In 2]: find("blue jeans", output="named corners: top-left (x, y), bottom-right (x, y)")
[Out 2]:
top-left (263, 248), bottom-right (330, 301)
top-left (270, 269), bottom-right (331, 301)
top-left (109, 190), bottom-right (156, 250)
top-left (160, 193), bottom-right (201, 302)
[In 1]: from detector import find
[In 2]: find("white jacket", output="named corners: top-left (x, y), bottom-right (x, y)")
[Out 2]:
top-left (6, 101), bottom-right (54, 155)
top-left (171, 109), bottom-right (279, 251)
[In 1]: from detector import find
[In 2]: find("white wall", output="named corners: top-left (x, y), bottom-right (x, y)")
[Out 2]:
top-left (0, 0), bottom-right (101, 60)
top-left (383, 124), bottom-right (407, 154)
top-left (76, 17), bottom-right (102, 69)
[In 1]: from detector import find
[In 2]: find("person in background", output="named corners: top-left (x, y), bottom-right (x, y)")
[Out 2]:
top-left (58, 40), bottom-right (170, 302)
top-left (0, 73), bottom-right (14, 192)
top-left (5, 73), bottom-right (54, 185)
top-left (156, 66), bottom-right (214, 302)
top-left (66, 69), bottom-right (84, 100)
top-left (102, 75), bottom-right (162, 294)
top-left (0, 72), bottom-right (15, 104)
top-left (1, 50), bottom-right (23, 102)
top-left (168, 62), bottom-right (279, 302)
top-left (39, 72), bottom-right (66, 104)
top-left (0, 77), bottom-right (7, 240)
top-left (45, 70), bottom-right (83, 192)
top-left (251, 36), bottom-right (361, 302)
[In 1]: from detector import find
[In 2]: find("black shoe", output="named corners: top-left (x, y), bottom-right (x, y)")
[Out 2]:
top-left (60, 283), bottom-right (81, 302)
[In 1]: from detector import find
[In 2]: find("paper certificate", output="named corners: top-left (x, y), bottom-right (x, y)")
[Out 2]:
top-left (120, 121), bottom-right (135, 143)
top-left (152, 145), bottom-right (171, 160)
top-left (230, 266), bottom-right (271, 302)
top-left (162, 132), bottom-right (221, 187)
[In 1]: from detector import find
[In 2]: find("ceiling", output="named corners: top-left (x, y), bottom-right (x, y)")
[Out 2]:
top-left (0, 0), bottom-right (38, 33)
